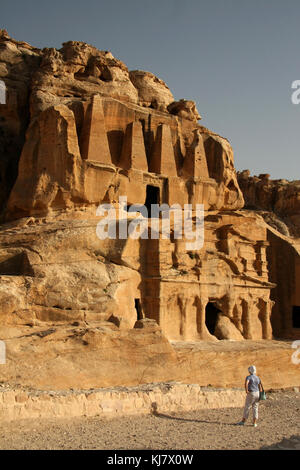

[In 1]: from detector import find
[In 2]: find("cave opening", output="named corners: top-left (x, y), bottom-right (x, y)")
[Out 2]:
top-left (135, 298), bottom-right (143, 320)
top-left (292, 306), bottom-right (300, 328)
top-left (205, 302), bottom-right (222, 335)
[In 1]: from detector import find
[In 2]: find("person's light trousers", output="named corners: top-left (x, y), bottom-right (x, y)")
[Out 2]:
top-left (243, 391), bottom-right (260, 420)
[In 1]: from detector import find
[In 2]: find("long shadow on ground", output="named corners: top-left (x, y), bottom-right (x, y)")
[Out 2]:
top-left (151, 403), bottom-right (239, 426)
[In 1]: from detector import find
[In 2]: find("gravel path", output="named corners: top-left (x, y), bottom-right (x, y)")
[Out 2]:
top-left (0, 390), bottom-right (299, 450)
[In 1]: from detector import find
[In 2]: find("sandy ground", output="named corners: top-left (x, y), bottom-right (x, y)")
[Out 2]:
top-left (0, 390), bottom-right (299, 450)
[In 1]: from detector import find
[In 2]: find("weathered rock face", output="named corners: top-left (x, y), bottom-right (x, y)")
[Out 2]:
top-left (238, 170), bottom-right (300, 237)
top-left (6, 94), bottom-right (245, 218)
top-left (0, 30), bottom-right (41, 214)
top-left (237, 171), bottom-right (300, 339)
top-left (266, 229), bottom-right (300, 339)
top-left (1, 32), bottom-right (299, 392)
top-left (0, 30), bottom-right (243, 219)
top-left (168, 99), bottom-right (201, 122)
top-left (0, 324), bottom-right (298, 390)
top-left (30, 41), bottom-right (139, 117)
top-left (0, 32), bottom-right (275, 344)
top-left (0, 210), bottom-right (275, 343)
top-left (129, 70), bottom-right (174, 112)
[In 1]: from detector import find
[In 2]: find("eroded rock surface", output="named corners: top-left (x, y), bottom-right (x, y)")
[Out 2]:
top-left (238, 170), bottom-right (300, 237)
top-left (0, 32), bottom-right (299, 391)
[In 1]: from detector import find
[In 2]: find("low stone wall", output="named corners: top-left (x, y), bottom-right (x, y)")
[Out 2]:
top-left (0, 382), bottom-right (245, 422)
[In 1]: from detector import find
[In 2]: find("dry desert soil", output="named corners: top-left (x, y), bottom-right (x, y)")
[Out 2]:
top-left (0, 390), bottom-right (299, 450)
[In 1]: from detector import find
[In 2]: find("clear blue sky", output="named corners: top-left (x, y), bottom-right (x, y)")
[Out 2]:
top-left (1, 0), bottom-right (299, 180)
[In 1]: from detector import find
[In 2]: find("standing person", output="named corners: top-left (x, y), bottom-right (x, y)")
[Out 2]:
top-left (237, 365), bottom-right (263, 427)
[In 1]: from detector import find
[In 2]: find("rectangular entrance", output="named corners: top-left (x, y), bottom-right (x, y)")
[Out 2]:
top-left (292, 306), bottom-right (300, 328)
top-left (145, 185), bottom-right (160, 216)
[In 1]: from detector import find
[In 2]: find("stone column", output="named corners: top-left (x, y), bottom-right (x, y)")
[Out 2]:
top-left (224, 293), bottom-right (236, 320)
top-left (178, 294), bottom-right (188, 340)
top-left (241, 299), bottom-right (254, 339)
top-left (262, 299), bottom-right (274, 339)
top-left (195, 295), bottom-right (208, 339)
top-left (233, 301), bottom-right (243, 334)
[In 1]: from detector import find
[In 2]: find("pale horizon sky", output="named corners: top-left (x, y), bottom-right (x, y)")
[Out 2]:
top-left (1, 0), bottom-right (299, 180)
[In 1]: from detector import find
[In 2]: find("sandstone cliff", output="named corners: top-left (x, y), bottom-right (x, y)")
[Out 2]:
top-left (238, 170), bottom-right (300, 238)
top-left (237, 171), bottom-right (300, 339)
top-left (0, 31), bottom-right (299, 392)
top-left (0, 30), bottom-right (243, 219)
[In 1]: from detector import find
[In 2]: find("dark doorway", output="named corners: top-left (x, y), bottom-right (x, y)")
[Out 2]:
top-left (205, 302), bottom-right (221, 335)
top-left (135, 299), bottom-right (143, 320)
top-left (292, 306), bottom-right (300, 328)
top-left (145, 185), bottom-right (160, 217)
